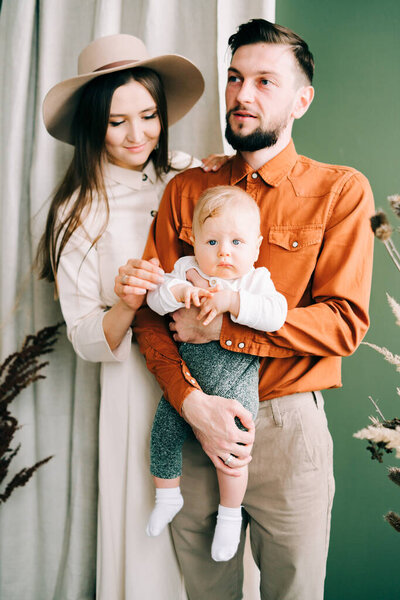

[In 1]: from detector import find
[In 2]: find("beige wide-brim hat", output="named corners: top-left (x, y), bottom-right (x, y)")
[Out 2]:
top-left (43, 33), bottom-right (205, 144)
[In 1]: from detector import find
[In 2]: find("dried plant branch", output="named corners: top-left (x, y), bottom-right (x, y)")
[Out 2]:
top-left (362, 342), bottom-right (400, 372)
top-left (0, 323), bottom-right (63, 504)
top-left (386, 293), bottom-right (400, 327)
top-left (384, 511), bottom-right (400, 533)
top-left (388, 467), bottom-right (400, 487)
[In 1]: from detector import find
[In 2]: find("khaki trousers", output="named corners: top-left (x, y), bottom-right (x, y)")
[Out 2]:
top-left (170, 391), bottom-right (335, 600)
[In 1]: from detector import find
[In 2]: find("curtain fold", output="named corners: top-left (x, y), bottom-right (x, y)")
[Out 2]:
top-left (0, 1), bottom-right (274, 598)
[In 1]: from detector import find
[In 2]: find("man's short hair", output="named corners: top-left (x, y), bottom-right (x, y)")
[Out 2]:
top-left (228, 18), bottom-right (314, 84)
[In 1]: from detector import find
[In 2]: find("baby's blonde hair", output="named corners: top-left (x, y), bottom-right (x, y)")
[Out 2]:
top-left (192, 186), bottom-right (260, 236)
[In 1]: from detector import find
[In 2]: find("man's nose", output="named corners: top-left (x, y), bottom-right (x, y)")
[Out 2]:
top-left (236, 80), bottom-right (255, 104)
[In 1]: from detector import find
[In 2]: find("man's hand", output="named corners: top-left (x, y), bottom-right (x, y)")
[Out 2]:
top-left (170, 305), bottom-right (222, 343)
top-left (182, 389), bottom-right (255, 476)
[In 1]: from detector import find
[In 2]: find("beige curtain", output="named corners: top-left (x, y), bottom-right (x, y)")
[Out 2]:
top-left (0, 1), bottom-right (275, 598)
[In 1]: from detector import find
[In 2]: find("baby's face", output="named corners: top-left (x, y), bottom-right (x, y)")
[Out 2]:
top-left (192, 209), bottom-right (262, 279)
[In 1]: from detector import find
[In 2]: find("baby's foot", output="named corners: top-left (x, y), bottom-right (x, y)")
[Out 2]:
top-left (211, 505), bottom-right (242, 561)
top-left (146, 487), bottom-right (184, 537)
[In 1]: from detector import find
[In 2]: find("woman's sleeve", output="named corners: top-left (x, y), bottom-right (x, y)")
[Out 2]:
top-left (57, 228), bottom-right (132, 363)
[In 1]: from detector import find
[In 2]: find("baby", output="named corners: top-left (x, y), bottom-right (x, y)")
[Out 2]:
top-left (146, 185), bottom-right (287, 561)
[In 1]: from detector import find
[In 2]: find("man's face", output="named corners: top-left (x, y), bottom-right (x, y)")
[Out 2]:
top-left (225, 43), bottom-right (303, 151)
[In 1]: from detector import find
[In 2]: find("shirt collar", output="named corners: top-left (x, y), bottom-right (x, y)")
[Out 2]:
top-left (230, 140), bottom-right (298, 187)
top-left (103, 160), bottom-right (157, 190)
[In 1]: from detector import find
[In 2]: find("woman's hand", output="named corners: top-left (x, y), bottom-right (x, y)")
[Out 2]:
top-left (200, 154), bottom-right (231, 172)
top-left (115, 257), bottom-right (164, 311)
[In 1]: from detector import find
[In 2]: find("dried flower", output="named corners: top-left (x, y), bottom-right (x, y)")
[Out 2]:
top-left (388, 194), bottom-right (400, 218)
top-left (388, 467), bottom-right (400, 487)
top-left (384, 511), bottom-right (400, 533)
top-left (353, 424), bottom-right (400, 459)
top-left (362, 342), bottom-right (400, 373)
top-left (0, 323), bottom-right (62, 504)
top-left (370, 211), bottom-right (393, 241)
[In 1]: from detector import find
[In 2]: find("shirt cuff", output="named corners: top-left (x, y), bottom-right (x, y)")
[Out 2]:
top-left (69, 311), bottom-right (132, 363)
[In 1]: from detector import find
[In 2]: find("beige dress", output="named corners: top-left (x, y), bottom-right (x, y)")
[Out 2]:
top-left (57, 153), bottom-right (196, 600)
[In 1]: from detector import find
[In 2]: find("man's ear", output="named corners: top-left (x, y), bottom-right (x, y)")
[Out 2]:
top-left (292, 85), bottom-right (314, 120)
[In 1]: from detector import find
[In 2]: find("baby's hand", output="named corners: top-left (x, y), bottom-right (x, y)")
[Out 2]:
top-left (183, 286), bottom-right (213, 309)
top-left (197, 290), bottom-right (239, 325)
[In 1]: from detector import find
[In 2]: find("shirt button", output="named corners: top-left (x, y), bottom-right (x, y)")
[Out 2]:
top-left (225, 340), bottom-right (232, 346)
top-left (251, 172), bottom-right (258, 179)
top-left (292, 241), bottom-right (299, 248)
top-left (210, 278), bottom-right (217, 286)
top-left (150, 209), bottom-right (158, 217)
top-left (238, 342), bottom-right (245, 348)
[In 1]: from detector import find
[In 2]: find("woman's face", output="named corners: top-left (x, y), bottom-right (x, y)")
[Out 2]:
top-left (105, 80), bottom-right (161, 170)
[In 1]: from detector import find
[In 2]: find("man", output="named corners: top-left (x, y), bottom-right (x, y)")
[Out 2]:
top-left (133, 19), bottom-right (374, 600)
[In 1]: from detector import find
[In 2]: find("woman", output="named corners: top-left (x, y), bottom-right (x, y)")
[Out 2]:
top-left (37, 33), bottom-right (223, 599)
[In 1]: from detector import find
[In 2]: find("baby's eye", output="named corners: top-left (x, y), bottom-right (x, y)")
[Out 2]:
top-left (207, 240), bottom-right (217, 246)
top-left (232, 239), bottom-right (241, 245)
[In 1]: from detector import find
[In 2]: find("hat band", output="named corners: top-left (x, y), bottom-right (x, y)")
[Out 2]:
top-left (93, 59), bottom-right (138, 73)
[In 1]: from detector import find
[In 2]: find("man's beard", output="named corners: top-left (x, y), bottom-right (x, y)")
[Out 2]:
top-left (225, 110), bottom-right (284, 152)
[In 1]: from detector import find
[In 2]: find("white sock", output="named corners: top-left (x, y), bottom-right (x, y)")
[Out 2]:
top-left (146, 487), bottom-right (184, 537)
top-left (211, 504), bottom-right (243, 562)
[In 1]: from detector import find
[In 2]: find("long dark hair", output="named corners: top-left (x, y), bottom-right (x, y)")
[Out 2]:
top-left (36, 67), bottom-right (169, 283)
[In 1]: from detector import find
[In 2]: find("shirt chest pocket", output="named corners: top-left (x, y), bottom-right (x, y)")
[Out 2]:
top-left (267, 225), bottom-right (324, 299)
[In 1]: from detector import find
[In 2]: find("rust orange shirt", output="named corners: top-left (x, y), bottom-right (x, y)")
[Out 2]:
top-left (135, 141), bottom-right (374, 413)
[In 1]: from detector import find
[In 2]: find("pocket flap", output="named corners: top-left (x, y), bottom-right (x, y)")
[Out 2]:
top-left (269, 225), bottom-right (323, 251)
top-left (178, 224), bottom-right (194, 246)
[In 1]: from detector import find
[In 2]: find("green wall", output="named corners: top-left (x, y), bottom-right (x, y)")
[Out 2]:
top-left (275, 1), bottom-right (400, 598)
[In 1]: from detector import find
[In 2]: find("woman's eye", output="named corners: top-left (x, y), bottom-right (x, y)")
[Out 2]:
top-left (208, 240), bottom-right (217, 246)
top-left (143, 113), bottom-right (158, 120)
top-left (109, 120), bottom-right (124, 127)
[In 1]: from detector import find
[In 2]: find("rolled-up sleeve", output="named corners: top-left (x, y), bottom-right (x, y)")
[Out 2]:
top-left (57, 229), bottom-right (132, 363)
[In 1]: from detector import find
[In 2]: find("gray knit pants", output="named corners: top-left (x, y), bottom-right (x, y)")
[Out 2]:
top-left (150, 341), bottom-right (259, 479)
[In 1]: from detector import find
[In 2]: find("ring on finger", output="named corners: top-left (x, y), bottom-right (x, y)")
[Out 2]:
top-left (224, 454), bottom-right (234, 466)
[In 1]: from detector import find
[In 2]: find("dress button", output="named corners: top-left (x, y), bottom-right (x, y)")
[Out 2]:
top-left (225, 340), bottom-right (232, 346)
top-left (251, 172), bottom-right (258, 179)
top-left (190, 378), bottom-right (196, 384)
top-left (142, 173), bottom-right (148, 181)
top-left (292, 241), bottom-right (299, 248)
top-left (150, 209), bottom-right (158, 217)
top-left (186, 372), bottom-right (190, 376)
top-left (238, 342), bottom-right (245, 348)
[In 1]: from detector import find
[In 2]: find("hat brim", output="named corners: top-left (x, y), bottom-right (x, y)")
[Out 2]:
top-left (43, 54), bottom-right (204, 144)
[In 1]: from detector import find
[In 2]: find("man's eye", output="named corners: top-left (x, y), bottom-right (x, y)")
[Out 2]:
top-left (208, 240), bottom-right (217, 246)
top-left (260, 79), bottom-right (270, 86)
top-left (227, 75), bottom-right (240, 83)
top-left (232, 239), bottom-right (241, 245)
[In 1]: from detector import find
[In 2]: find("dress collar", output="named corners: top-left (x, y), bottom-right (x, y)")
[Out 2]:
top-left (103, 160), bottom-right (157, 190)
top-left (230, 140), bottom-right (298, 187)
